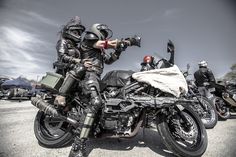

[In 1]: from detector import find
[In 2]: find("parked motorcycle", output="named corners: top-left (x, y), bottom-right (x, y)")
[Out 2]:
top-left (31, 40), bottom-right (207, 157)
top-left (183, 65), bottom-right (218, 129)
top-left (210, 82), bottom-right (236, 120)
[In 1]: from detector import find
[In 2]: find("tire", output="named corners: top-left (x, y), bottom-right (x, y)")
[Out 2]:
top-left (197, 96), bottom-right (218, 129)
top-left (34, 111), bottom-right (74, 148)
top-left (213, 96), bottom-right (230, 120)
top-left (157, 104), bottom-right (208, 157)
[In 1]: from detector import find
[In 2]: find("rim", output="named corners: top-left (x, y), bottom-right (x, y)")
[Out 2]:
top-left (167, 111), bottom-right (202, 150)
top-left (39, 113), bottom-right (71, 140)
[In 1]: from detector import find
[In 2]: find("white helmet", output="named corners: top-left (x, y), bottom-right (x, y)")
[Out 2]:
top-left (198, 60), bottom-right (208, 68)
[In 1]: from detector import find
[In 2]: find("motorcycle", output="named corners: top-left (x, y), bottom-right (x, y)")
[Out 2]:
top-left (31, 40), bottom-right (207, 157)
top-left (209, 81), bottom-right (236, 120)
top-left (183, 65), bottom-right (218, 129)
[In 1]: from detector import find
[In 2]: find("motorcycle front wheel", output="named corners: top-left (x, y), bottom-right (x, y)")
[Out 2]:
top-left (157, 104), bottom-right (208, 157)
top-left (197, 96), bottom-right (218, 129)
top-left (34, 111), bottom-right (74, 148)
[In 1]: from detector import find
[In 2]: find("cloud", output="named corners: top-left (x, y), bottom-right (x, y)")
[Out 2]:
top-left (0, 26), bottom-right (53, 80)
top-left (20, 10), bottom-right (59, 27)
top-left (163, 8), bottom-right (181, 17)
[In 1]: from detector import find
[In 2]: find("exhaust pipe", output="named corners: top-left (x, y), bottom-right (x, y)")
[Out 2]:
top-left (31, 97), bottom-right (79, 127)
top-left (31, 97), bottom-right (60, 117)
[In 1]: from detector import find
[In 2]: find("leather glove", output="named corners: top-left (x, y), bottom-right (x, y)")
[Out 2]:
top-left (203, 82), bottom-right (210, 86)
top-left (116, 40), bottom-right (128, 52)
top-left (82, 59), bottom-right (93, 68)
top-left (125, 35), bottom-right (141, 47)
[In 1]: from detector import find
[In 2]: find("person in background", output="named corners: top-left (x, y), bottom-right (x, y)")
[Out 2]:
top-left (140, 40), bottom-right (175, 71)
top-left (194, 60), bottom-right (216, 98)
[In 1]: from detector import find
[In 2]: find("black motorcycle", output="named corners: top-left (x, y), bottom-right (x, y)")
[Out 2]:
top-left (182, 65), bottom-right (218, 129)
top-left (186, 80), bottom-right (218, 129)
top-left (210, 82), bottom-right (236, 120)
top-left (31, 42), bottom-right (208, 157)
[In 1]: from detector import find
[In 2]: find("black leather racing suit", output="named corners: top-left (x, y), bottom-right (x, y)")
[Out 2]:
top-left (54, 37), bottom-right (81, 76)
top-left (194, 67), bottom-right (216, 98)
top-left (194, 67), bottom-right (216, 87)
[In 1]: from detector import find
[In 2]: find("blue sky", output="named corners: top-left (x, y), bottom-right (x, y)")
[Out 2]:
top-left (0, 0), bottom-right (235, 80)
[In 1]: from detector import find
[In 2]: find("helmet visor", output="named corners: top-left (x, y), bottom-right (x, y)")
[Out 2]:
top-left (96, 24), bottom-right (113, 39)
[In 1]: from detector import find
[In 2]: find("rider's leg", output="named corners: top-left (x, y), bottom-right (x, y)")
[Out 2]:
top-left (54, 65), bottom-right (86, 106)
top-left (69, 72), bottom-right (101, 157)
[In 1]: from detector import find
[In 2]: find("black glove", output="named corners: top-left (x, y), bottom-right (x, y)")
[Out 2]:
top-left (116, 40), bottom-right (128, 52)
top-left (125, 35), bottom-right (141, 47)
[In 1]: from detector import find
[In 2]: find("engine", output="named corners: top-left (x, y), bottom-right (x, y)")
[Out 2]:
top-left (100, 99), bottom-right (140, 135)
top-left (101, 112), bottom-right (134, 134)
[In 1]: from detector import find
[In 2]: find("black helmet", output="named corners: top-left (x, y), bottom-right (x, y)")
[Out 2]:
top-left (62, 16), bottom-right (85, 43)
top-left (88, 23), bottom-right (113, 40)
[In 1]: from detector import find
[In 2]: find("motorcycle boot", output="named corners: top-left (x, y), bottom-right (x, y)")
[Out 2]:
top-left (69, 137), bottom-right (87, 157)
top-left (69, 111), bottom-right (95, 157)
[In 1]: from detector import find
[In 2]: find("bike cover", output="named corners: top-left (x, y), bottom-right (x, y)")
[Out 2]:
top-left (132, 65), bottom-right (188, 97)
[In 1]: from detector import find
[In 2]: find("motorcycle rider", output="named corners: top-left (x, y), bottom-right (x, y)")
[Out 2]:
top-left (53, 16), bottom-right (85, 76)
top-left (53, 16), bottom-right (86, 105)
top-left (194, 60), bottom-right (216, 98)
top-left (55, 23), bottom-right (140, 157)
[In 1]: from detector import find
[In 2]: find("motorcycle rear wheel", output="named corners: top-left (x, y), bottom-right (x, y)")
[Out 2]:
top-left (34, 111), bottom-right (74, 148)
top-left (157, 104), bottom-right (208, 157)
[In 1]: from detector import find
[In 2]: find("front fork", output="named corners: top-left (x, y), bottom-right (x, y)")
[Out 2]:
top-left (174, 104), bottom-right (192, 127)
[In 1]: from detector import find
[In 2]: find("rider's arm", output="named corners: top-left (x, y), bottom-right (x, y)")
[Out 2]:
top-left (207, 69), bottom-right (216, 85)
top-left (56, 39), bottom-right (79, 64)
top-left (103, 41), bottom-right (128, 65)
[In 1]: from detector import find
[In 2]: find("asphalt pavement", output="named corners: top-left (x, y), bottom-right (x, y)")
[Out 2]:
top-left (0, 100), bottom-right (235, 157)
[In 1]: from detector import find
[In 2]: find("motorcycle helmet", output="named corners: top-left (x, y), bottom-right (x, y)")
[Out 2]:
top-left (198, 60), bottom-right (208, 68)
top-left (88, 23), bottom-right (113, 40)
top-left (143, 55), bottom-right (154, 64)
top-left (62, 16), bottom-right (85, 43)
